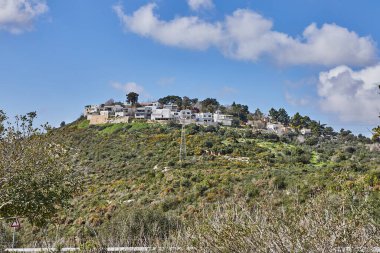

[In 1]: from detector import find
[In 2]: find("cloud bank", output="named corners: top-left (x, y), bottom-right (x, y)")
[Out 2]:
top-left (0, 0), bottom-right (48, 34)
top-left (187, 0), bottom-right (213, 11)
top-left (318, 64), bottom-right (380, 124)
top-left (113, 3), bottom-right (377, 67)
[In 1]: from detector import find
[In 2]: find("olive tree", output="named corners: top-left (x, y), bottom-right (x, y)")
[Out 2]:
top-left (372, 85), bottom-right (380, 141)
top-left (0, 110), bottom-right (78, 227)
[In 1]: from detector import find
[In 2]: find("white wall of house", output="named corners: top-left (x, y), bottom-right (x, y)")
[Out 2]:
top-left (301, 128), bottom-right (312, 135)
top-left (214, 111), bottom-right (233, 126)
top-left (171, 111), bottom-right (180, 119)
top-left (180, 109), bottom-right (192, 119)
top-left (134, 107), bottom-right (153, 119)
top-left (163, 103), bottom-right (178, 111)
top-left (84, 105), bottom-right (100, 116)
top-left (99, 110), bottom-right (111, 118)
top-left (115, 111), bottom-right (127, 117)
top-left (196, 112), bottom-right (213, 122)
top-left (151, 108), bottom-right (173, 120)
top-left (267, 123), bottom-right (283, 131)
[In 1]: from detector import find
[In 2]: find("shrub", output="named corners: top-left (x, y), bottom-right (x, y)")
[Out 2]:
top-left (99, 208), bottom-right (179, 246)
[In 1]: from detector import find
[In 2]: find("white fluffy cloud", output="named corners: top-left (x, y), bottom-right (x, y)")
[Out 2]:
top-left (113, 3), bottom-right (377, 67)
top-left (113, 3), bottom-right (221, 50)
top-left (111, 82), bottom-right (150, 98)
top-left (187, 0), bottom-right (213, 11)
top-left (0, 0), bottom-right (48, 34)
top-left (318, 64), bottom-right (380, 124)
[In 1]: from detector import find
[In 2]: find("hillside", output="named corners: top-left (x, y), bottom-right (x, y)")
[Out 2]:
top-left (9, 118), bottom-right (380, 247)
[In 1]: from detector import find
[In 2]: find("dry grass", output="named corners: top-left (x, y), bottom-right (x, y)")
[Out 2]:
top-left (162, 194), bottom-right (380, 253)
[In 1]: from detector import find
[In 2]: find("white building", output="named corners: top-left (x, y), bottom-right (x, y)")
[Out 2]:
top-left (99, 110), bottom-right (111, 118)
top-left (196, 112), bottom-right (213, 122)
top-left (267, 123), bottom-right (282, 132)
top-left (301, 128), bottom-right (312, 135)
top-left (179, 109), bottom-right (192, 119)
top-left (151, 102), bottom-right (161, 108)
top-left (135, 107), bottom-right (153, 119)
top-left (115, 111), bottom-right (127, 117)
top-left (213, 111), bottom-right (233, 126)
top-left (171, 111), bottom-right (180, 120)
top-left (84, 105), bottom-right (100, 116)
top-left (103, 105), bottom-right (124, 112)
top-left (151, 108), bottom-right (174, 121)
top-left (163, 103), bottom-right (178, 112)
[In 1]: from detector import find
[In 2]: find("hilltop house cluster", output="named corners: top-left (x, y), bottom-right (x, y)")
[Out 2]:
top-left (84, 102), bottom-right (312, 135)
top-left (84, 102), bottom-right (235, 126)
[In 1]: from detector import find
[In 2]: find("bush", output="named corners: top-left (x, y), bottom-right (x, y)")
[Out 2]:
top-left (99, 208), bottom-right (179, 246)
top-left (168, 194), bottom-right (380, 252)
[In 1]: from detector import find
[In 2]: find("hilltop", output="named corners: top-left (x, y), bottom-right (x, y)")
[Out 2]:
top-left (82, 94), bottom-right (359, 139)
top-left (13, 116), bottom-right (380, 246)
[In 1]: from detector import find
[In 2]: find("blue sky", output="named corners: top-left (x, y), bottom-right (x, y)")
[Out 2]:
top-left (0, 0), bottom-right (379, 135)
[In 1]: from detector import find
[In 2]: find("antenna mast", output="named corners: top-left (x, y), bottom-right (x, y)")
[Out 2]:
top-left (179, 120), bottom-right (187, 164)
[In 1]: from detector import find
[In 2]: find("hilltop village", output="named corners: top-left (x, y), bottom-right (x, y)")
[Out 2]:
top-left (84, 94), bottom-right (319, 136)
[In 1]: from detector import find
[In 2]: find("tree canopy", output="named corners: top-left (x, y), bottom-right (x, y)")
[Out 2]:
top-left (252, 108), bottom-right (264, 120)
top-left (158, 95), bottom-right (182, 107)
top-left (127, 92), bottom-right (139, 106)
top-left (372, 85), bottom-right (380, 141)
top-left (0, 111), bottom-right (78, 227)
top-left (224, 102), bottom-right (250, 122)
top-left (201, 98), bottom-right (219, 113)
top-left (269, 108), bottom-right (290, 125)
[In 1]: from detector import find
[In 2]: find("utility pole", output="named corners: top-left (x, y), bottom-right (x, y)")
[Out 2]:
top-left (179, 121), bottom-right (187, 164)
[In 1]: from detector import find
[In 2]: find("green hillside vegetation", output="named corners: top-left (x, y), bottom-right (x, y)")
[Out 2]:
top-left (4, 116), bottom-right (378, 248)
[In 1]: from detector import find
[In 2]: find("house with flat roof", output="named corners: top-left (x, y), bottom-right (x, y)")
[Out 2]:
top-left (151, 108), bottom-right (174, 121)
top-left (213, 111), bottom-right (233, 126)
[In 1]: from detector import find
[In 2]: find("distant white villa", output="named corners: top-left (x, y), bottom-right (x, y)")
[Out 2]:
top-left (213, 110), bottom-right (233, 126)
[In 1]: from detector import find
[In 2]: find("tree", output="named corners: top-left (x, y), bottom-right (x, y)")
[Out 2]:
top-left (201, 98), bottom-right (220, 113)
top-left (269, 108), bottom-right (279, 122)
top-left (310, 121), bottom-right (325, 136)
top-left (127, 92), bottom-right (139, 106)
top-left (182, 96), bottom-right (191, 109)
top-left (290, 112), bottom-right (303, 130)
top-left (182, 96), bottom-right (198, 110)
top-left (191, 98), bottom-right (199, 107)
top-left (372, 126), bottom-right (380, 141)
top-left (372, 85), bottom-right (380, 141)
top-left (158, 95), bottom-right (182, 107)
top-left (60, 121), bottom-right (66, 127)
top-left (322, 126), bottom-right (335, 137)
top-left (0, 111), bottom-right (78, 227)
top-left (252, 108), bottom-right (263, 120)
top-left (277, 108), bottom-right (290, 126)
top-left (228, 103), bottom-right (250, 122)
top-left (104, 98), bottom-right (115, 106)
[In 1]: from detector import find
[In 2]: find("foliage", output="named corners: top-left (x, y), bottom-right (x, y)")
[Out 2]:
top-left (225, 102), bottom-right (250, 122)
top-left (269, 108), bottom-right (290, 125)
top-left (0, 111), bottom-right (79, 227)
top-left (77, 119), bottom-right (90, 129)
top-left (126, 92), bottom-right (139, 105)
top-left (168, 193), bottom-right (380, 252)
top-left (98, 207), bottom-right (179, 246)
top-left (373, 126), bottom-right (380, 141)
top-left (201, 98), bottom-right (219, 113)
top-left (252, 108), bottom-right (263, 120)
top-left (4, 117), bottom-right (380, 246)
top-left (158, 95), bottom-right (182, 107)
top-left (104, 98), bottom-right (115, 106)
top-left (181, 96), bottom-right (198, 110)
top-left (373, 85), bottom-right (380, 141)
